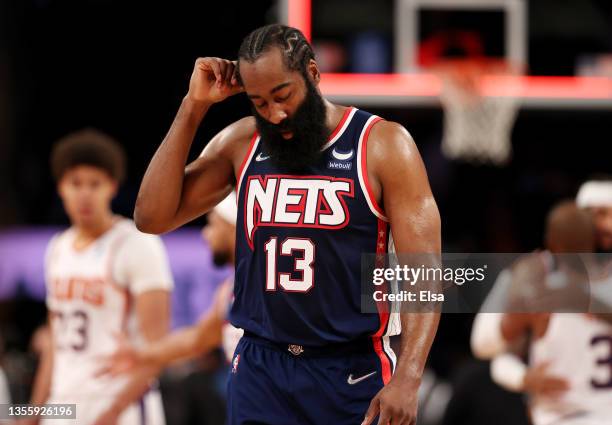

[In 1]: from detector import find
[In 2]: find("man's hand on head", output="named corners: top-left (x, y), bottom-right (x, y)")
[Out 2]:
top-left (187, 57), bottom-right (243, 104)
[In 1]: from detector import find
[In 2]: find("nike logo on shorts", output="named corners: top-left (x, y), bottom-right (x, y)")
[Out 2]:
top-left (347, 371), bottom-right (377, 385)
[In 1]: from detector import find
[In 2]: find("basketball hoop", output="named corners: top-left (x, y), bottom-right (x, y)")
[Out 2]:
top-left (436, 59), bottom-right (521, 165)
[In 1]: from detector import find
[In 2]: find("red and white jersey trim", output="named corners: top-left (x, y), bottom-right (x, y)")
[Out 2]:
top-left (357, 115), bottom-right (388, 221)
top-left (236, 133), bottom-right (261, 196)
top-left (320, 107), bottom-right (357, 151)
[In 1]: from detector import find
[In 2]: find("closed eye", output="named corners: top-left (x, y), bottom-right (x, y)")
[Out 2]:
top-left (254, 91), bottom-right (291, 108)
top-left (275, 92), bottom-right (291, 102)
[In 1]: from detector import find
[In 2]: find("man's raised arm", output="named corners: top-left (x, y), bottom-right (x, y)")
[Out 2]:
top-left (135, 57), bottom-right (245, 234)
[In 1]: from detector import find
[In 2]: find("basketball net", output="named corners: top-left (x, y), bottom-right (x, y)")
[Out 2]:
top-left (437, 59), bottom-right (520, 166)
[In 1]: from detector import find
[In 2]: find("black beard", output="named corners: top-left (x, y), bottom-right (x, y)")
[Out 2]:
top-left (253, 77), bottom-right (327, 173)
top-left (212, 251), bottom-right (230, 267)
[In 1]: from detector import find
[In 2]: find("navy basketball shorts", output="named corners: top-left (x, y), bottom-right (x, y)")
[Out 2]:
top-left (227, 332), bottom-right (396, 425)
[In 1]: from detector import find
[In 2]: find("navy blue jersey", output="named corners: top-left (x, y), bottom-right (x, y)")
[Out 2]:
top-left (231, 107), bottom-right (400, 352)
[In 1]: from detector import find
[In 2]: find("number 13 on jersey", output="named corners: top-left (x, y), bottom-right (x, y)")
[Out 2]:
top-left (264, 237), bottom-right (315, 292)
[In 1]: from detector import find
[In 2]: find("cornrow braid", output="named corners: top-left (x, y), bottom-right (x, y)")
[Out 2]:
top-left (236, 24), bottom-right (315, 84)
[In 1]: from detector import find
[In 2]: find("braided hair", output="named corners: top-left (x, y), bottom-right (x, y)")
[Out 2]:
top-left (236, 24), bottom-right (315, 84)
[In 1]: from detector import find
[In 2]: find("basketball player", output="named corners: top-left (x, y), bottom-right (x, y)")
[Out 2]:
top-left (135, 24), bottom-right (441, 425)
top-left (577, 178), bottom-right (612, 253)
top-left (30, 130), bottom-right (173, 425)
top-left (474, 193), bottom-right (612, 425)
top-left (96, 193), bottom-right (242, 375)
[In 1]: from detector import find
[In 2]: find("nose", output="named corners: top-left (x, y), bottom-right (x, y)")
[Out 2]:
top-left (77, 186), bottom-right (93, 200)
top-left (268, 103), bottom-right (288, 125)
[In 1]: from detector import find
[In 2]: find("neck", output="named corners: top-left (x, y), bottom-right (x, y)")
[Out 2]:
top-left (323, 100), bottom-right (346, 137)
top-left (75, 212), bottom-right (116, 240)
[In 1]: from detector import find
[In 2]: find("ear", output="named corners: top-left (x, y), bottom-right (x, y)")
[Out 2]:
top-left (57, 174), bottom-right (71, 199)
top-left (57, 180), bottom-right (66, 198)
top-left (307, 59), bottom-right (320, 84)
top-left (110, 180), bottom-right (119, 198)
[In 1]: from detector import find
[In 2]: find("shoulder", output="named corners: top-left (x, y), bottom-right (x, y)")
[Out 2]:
top-left (204, 116), bottom-right (257, 160)
top-left (105, 220), bottom-right (168, 271)
top-left (44, 230), bottom-right (68, 266)
top-left (111, 220), bottom-right (173, 288)
top-left (47, 229), bottom-right (67, 248)
top-left (365, 118), bottom-right (436, 206)
top-left (367, 119), bottom-right (420, 166)
top-left (215, 116), bottom-right (256, 145)
top-left (369, 119), bottom-right (415, 147)
top-left (45, 228), bottom-right (71, 255)
top-left (114, 219), bottom-right (166, 253)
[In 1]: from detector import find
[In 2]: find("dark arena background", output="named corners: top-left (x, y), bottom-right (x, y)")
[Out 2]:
top-left (1, 1), bottom-right (611, 424)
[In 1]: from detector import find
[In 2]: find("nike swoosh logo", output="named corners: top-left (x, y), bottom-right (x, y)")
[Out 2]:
top-left (332, 148), bottom-right (354, 161)
top-left (347, 371), bottom-right (377, 385)
top-left (255, 152), bottom-right (270, 162)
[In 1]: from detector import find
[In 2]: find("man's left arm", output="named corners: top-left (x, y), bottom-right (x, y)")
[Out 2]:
top-left (363, 121), bottom-right (441, 425)
top-left (93, 234), bottom-right (173, 425)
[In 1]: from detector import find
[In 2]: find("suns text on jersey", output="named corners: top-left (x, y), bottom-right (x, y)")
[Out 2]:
top-left (50, 277), bottom-right (105, 306)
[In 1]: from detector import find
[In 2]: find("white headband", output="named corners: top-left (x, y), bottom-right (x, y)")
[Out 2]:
top-left (213, 191), bottom-right (237, 225)
top-left (576, 181), bottom-right (612, 208)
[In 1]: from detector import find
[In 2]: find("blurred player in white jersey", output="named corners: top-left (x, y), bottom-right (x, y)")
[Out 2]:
top-left (29, 129), bottom-right (174, 425)
top-left (97, 192), bottom-right (242, 377)
top-left (473, 181), bottom-right (612, 425)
